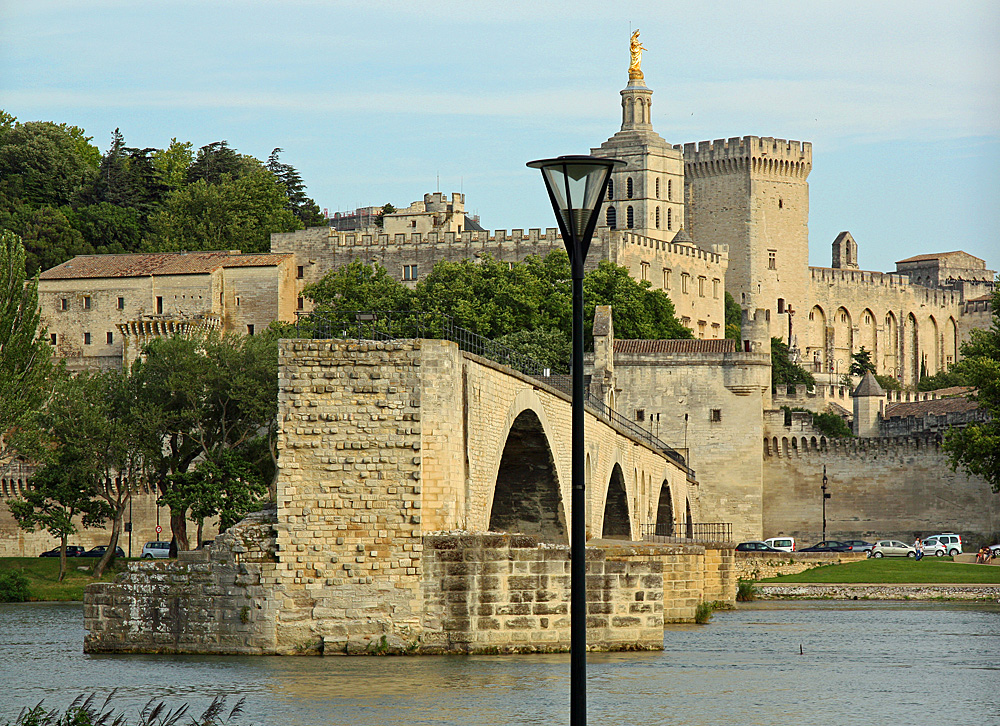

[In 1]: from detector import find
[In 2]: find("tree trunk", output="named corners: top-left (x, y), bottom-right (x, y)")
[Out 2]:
top-left (170, 510), bottom-right (189, 553)
top-left (58, 533), bottom-right (67, 582)
top-left (196, 519), bottom-right (204, 550)
top-left (93, 507), bottom-right (124, 579)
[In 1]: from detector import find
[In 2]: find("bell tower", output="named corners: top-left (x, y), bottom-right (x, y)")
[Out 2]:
top-left (591, 32), bottom-right (685, 243)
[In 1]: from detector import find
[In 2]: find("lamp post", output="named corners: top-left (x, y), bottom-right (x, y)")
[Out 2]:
top-left (528, 154), bottom-right (623, 726)
top-left (821, 465), bottom-right (830, 541)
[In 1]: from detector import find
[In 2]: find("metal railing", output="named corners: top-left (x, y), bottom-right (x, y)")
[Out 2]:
top-left (641, 522), bottom-right (732, 544)
top-left (295, 310), bottom-right (690, 470)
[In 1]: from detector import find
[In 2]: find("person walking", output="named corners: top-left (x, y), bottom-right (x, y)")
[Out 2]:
top-left (914, 537), bottom-right (924, 561)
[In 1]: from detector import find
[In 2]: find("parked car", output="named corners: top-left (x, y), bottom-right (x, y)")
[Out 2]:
top-left (81, 545), bottom-right (125, 558)
top-left (840, 539), bottom-right (874, 553)
top-left (141, 541), bottom-right (171, 559)
top-left (39, 545), bottom-right (85, 557)
top-left (870, 540), bottom-right (917, 558)
top-left (924, 533), bottom-right (963, 556)
top-left (735, 541), bottom-right (783, 552)
top-left (764, 537), bottom-right (796, 552)
top-left (920, 539), bottom-right (948, 557)
top-left (799, 540), bottom-right (853, 553)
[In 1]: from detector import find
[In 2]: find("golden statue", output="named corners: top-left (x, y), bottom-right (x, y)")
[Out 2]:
top-left (629, 30), bottom-right (646, 80)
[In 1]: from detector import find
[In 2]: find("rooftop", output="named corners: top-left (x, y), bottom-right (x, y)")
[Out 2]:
top-left (39, 251), bottom-right (293, 280)
top-left (614, 339), bottom-right (737, 354)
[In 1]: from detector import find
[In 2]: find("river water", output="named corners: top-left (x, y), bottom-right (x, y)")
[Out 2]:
top-left (2, 600), bottom-right (998, 725)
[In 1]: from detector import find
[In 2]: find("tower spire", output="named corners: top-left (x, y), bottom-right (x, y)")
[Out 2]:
top-left (621, 31), bottom-right (652, 130)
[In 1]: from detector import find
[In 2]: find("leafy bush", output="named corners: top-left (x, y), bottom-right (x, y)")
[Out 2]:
top-left (812, 411), bottom-right (853, 438)
top-left (0, 570), bottom-right (31, 602)
top-left (736, 579), bottom-right (758, 602)
top-left (694, 601), bottom-right (714, 624)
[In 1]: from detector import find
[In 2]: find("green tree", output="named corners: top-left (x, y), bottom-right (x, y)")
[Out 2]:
top-left (152, 138), bottom-right (194, 190)
top-left (771, 337), bottom-right (816, 388)
top-left (67, 201), bottom-right (143, 254)
top-left (916, 369), bottom-right (969, 392)
top-left (146, 166), bottom-right (300, 253)
top-left (0, 231), bottom-right (53, 467)
top-left (186, 140), bottom-right (248, 184)
top-left (11, 204), bottom-right (94, 275)
top-left (724, 292), bottom-right (741, 341)
top-left (304, 258), bottom-right (415, 314)
top-left (0, 120), bottom-right (98, 208)
top-left (266, 148), bottom-right (325, 227)
top-left (943, 289), bottom-right (1000, 492)
top-left (849, 346), bottom-right (876, 377)
top-left (132, 329), bottom-right (279, 550)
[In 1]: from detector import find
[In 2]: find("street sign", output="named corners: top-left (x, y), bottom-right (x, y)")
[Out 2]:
top-left (155, 525), bottom-right (162, 534)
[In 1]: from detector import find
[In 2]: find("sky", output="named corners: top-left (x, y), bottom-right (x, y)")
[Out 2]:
top-left (2, 0), bottom-right (998, 274)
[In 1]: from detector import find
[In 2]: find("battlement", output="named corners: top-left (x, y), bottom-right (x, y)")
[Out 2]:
top-left (810, 266), bottom-right (909, 288)
top-left (617, 230), bottom-right (727, 265)
top-left (680, 136), bottom-right (812, 169)
top-left (322, 227), bottom-right (564, 247)
top-left (764, 430), bottom-right (949, 459)
top-left (773, 383), bottom-right (968, 407)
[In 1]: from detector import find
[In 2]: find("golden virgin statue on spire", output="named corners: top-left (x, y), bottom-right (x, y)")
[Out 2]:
top-left (629, 30), bottom-right (646, 80)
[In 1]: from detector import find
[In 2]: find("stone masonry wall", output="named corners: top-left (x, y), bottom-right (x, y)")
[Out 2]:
top-left (734, 551), bottom-right (867, 581)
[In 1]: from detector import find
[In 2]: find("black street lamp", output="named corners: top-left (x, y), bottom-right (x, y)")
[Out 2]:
top-left (528, 154), bottom-right (624, 726)
top-left (821, 465), bottom-right (830, 541)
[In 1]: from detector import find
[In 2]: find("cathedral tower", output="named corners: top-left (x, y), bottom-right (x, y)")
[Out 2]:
top-left (591, 39), bottom-right (685, 243)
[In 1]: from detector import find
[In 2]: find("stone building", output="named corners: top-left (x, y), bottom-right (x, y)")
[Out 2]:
top-left (38, 250), bottom-right (297, 371)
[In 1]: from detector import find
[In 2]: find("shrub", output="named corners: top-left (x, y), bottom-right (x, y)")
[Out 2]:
top-left (0, 570), bottom-right (31, 602)
top-left (694, 601), bottom-right (714, 624)
top-left (736, 579), bottom-right (758, 602)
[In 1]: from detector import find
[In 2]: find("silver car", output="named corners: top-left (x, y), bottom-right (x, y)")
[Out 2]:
top-left (924, 533), bottom-right (963, 556)
top-left (140, 541), bottom-right (171, 559)
top-left (870, 540), bottom-right (916, 558)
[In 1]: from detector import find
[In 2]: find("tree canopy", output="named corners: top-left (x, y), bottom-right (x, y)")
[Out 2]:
top-left (771, 337), bottom-right (816, 388)
top-left (943, 289), bottom-right (1000, 492)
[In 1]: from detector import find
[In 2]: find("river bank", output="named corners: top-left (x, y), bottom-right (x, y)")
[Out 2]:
top-left (757, 583), bottom-right (1000, 600)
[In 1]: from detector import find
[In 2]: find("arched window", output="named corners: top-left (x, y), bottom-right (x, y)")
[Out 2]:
top-left (626, 177), bottom-right (633, 199)
top-left (667, 208), bottom-right (672, 230)
top-left (607, 178), bottom-right (614, 200)
top-left (606, 206), bottom-right (617, 229)
top-left (655, 206), bottom-right (660, 229)
top-left (626, 206), bottom-right (634, 229)
top-left (655, 178), bottom-right (660, 198)
top-left (667, 179), bottom-right (673, 200)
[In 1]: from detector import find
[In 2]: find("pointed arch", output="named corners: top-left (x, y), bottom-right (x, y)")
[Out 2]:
top-left (906, 312), bottom-right (920, 385)
top-left (685, 499), bottom-right (693, 539)
top-left (602, 463), bottom-right (631, 540)
top-left (654, 481), bottom-right (674, 536)
top-left (489, 409), bottom-right (567, 543)
top-left (883, 311), bottom-right (899, 377)
top-left (807, 305), bottom-right (827, 373)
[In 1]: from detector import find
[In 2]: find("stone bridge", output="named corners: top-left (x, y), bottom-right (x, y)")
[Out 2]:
top-left (278, 337), bottom-right (698, 548)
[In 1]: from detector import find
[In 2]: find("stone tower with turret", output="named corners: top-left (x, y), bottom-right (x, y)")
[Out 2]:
top-left (682, 137), bottom-right (812, 341)
top-left (591, 63), bottom-right (685, 242)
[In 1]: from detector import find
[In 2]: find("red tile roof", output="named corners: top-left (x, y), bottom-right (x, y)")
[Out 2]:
top-left (614, 339), bottom-right (737, 354)
top-left (39, 251), bottom-right (292, 280)
top-left (884, 396), bottom-right (979, 418)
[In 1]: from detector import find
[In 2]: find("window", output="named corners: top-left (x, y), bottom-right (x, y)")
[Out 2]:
top-left (607, 179), bottom-right (614, 200)
top-left (106, 331), bottom-right (113, 345)
top-left (156, 296), bottom-right (163, 314)
top-left (840, 312), bottom-right (847, 323)
top-left (864, 312), bottom-right (872, 325)
top-left (710, 409), bottom-right (722, 422)
top-left (778, 198), bottom-right (783, 209)
top-left (712, 279), bottom-right (720, 299)
top-left (247, 324), bottom-right (255, 336)
top-left (83, 295), bottom-right (91, 310)
top-left (765, 309), bottom-right (771, 321)
top-left (663, 269), bottom-right (671, 289)
top-left (235, 297), bottom-right (241, 307)
top-left (403, 264), bottom-right (418, 281)
top-left (768, 250), bottom-right (777, 270)
top-left (635, 409), bottom-right (645, 422)
top-left (809, 311), bottom-right (815, 321)
top-left (297, 265), bottom-right (304, 279)
top-left (667, 208), bottom-right (672, 231)
top-left (640, 262), bottom-right (649, 281)
top-left (681, 273), bottom-right (690, 294)
top-left (626, 206), bottom-right (634, 229)
top-left (606, 206), bottom-right (616, 229)
top-left (297, 297), bottom-right (304, 310)
top-left (698, 276), bottom-right (706, 297)
top-left (655, 206), bottom-right (660, 229)
top-left (655, 178), bottom-right (660, 198)
top-left (84, 332), bottom-right (91, 345)
top-left (668, 179), bottom-right (673, 201)
top-left (60, 298), bottom-right (69, 311)
top-left (117, 297), bottom-right (124, 310)
top-left (50, 333), bottom-right (57, 345)
top-left (626, 177), bottom-right (633, 199)
top-left (777, 298), bottom-right (785, 314)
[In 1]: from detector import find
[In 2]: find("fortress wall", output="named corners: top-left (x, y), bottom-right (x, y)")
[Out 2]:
top-left (0, 489), bottom-right (216, 557)
top-left (610, 350), bottom-right (771, 542)
top-left (762, 437), bottom-right (999, 547)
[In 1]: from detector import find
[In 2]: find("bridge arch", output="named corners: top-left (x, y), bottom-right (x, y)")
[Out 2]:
top-left (486, 392), bottom-right (568, 543)
top-left (654, 480), bottom-right (674, 536)
top-left (601, 463), bottom-right (631, 540)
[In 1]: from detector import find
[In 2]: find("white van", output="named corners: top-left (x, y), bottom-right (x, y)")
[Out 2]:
top-left (764, 537), bottom-right (796, 552)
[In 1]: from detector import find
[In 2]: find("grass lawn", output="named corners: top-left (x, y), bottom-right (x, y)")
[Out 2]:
top-left (0, 556), bottom-right (129, 601)
top-left (761, 558), bottom-right (1000, 585)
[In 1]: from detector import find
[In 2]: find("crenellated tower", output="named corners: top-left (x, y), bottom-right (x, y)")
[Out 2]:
top-left (682, 137), bottom-right (812, 340)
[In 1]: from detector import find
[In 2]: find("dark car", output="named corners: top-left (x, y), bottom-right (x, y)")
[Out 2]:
top-left (39, 545), bottom-right (85, 557)
top-left (81, 545), bottom-right (126, 558)
top-left (839, 539), bottom-right (873, 553)
top-left (735, 541), bottom-right (783, 552)
top-left (799, 540), bottom-right (854, 552)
